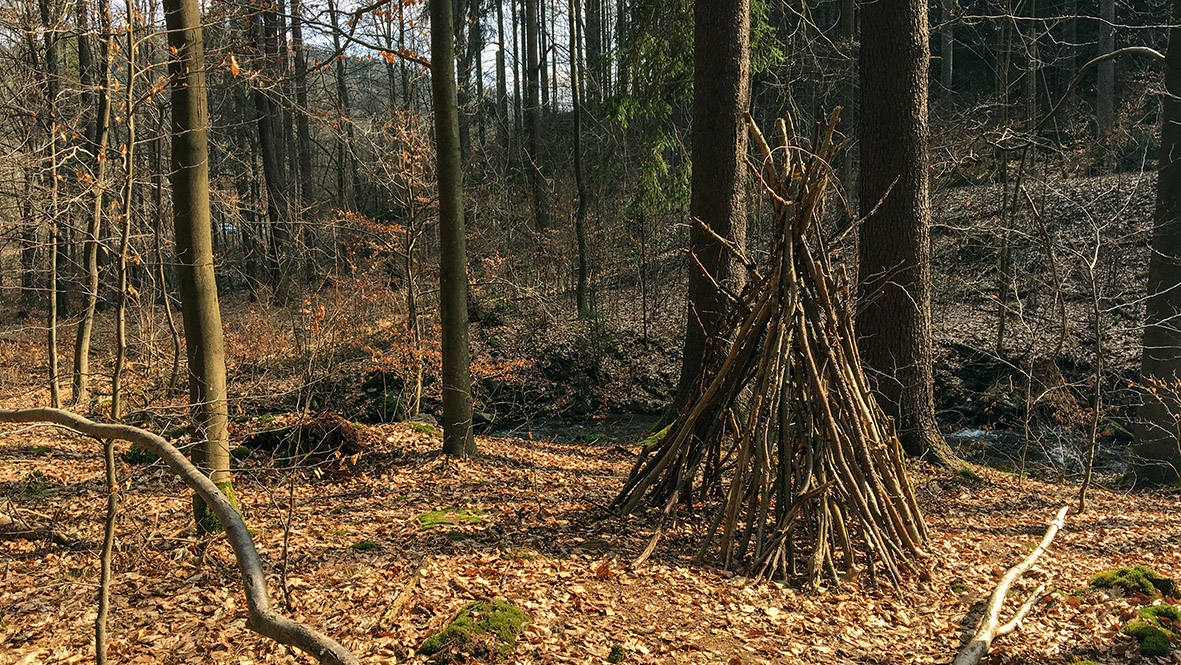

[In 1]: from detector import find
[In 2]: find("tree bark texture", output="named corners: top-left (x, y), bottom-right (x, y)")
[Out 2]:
top-left (162, 0), bottom-right (236, 529)
top-left (1131, 0), bottom-right (1181, 485)
top-left (431, 0), bottom-right (477, 456)
top-left (856, 0), bottom-right (958, 467)
top-left (676, 0), bottom-right (750, 402)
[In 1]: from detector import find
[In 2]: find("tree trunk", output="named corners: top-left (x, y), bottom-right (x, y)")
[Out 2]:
top-left (676, 0), bottom-right (749, 402)
top-left (430, 0), bottom-right (477, 456)
top-left (570, 0), bottom-right (589, 317)
top-left (856, 0), bottom-right (958, 468)
top-left (72, 0), bottom-right (113, 406)
top-left (1096, 0), bottom-right (1115, 140)
top-left (41, 0), bottom-right (61, 407)
top-left (290, 0), bottom-right (313, 208)
top-left (496, 0), bottom-right (510, 155)
top-left (525, 0), bottom-right (549, 235)
top-left (162, 0), bottom-right (236, 530)
top-left (584, 0), bottom-right (601, 105)
top-left (111, 2), bottom-right (136, 420)
top-left (1130, 0), bottom-right (1181, 485)
top-left (328, 0), bottom-right (357, 209)
top-left (253, 8), bottom-right (291, 302)
top-left (940, 0), bottom-right (953, 99)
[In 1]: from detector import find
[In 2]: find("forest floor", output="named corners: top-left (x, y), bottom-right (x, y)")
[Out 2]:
top-left (0, 168), bottom-right (1174, 664)
top-left (2, 404), bottom-right (1180, 665)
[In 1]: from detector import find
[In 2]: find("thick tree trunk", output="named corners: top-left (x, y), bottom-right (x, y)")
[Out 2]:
top-left (676, 0), bottom-right (749, 402)
top-left (162, 0), bottom-right (236, 531)
top-left (431, 0), bottom-right (477, 456)
top-left (1131, 0), bottom-right (1181, 485)
top-left (856, 0), bottom-right (958, 468)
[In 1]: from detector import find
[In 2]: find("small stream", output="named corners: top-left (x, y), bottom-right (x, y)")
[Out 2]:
top-left (490, 413), bottom-right (661, 444)
top-left (945, 425), bottom-right (1129, 475)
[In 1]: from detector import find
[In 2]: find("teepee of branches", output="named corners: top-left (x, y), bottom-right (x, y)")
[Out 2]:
top-left (613, 111), bottom-right (928, 587)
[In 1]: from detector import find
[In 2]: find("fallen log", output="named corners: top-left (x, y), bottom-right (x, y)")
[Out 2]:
top-left (0, 407), bottom-right (360, 665)
top-left (952, 506), bottom-right (1069, 665)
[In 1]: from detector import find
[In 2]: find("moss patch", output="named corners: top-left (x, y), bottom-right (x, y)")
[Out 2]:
top-left (193, 479), bottom-right (240, 535)
top-left (419, 600), bottom-right (528, 661)
top-left (635, 425), bottom-right (671, 448)
top-left (1090, 566), bottom-right (1177, 598)
top-left (1125, 620), bottom-right (1172, 657)
top-left (415, 507), bottom-right (485, 530)
top-left (607, 643), bottom-right (627, 663)
top-left (351, 539), bottom-right (379, 551)
top-left (950, 579), bottom-right (969, 594)
top-left (1140, 604), bottom-right (1181, 626)
top-left (411, 422), bottom-right (442, 438)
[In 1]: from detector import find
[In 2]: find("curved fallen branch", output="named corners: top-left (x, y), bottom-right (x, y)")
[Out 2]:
top-left (952, 506), bottom-right (1069, 665)
top-left (0, 407), bottom-right (360, 665)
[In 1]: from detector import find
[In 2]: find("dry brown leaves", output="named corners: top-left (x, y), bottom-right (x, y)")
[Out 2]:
top-left (3, 411), bottom-right (1181, 664)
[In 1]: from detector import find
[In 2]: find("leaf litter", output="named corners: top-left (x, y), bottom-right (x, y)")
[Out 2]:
top-left (3, 413), bottom-right (1181, 665)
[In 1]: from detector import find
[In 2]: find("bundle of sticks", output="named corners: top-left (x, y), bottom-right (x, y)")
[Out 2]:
top-left (613, 110), bottom-right (928, 587)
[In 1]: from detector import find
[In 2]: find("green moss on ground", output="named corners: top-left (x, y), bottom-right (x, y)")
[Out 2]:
top-left (607, 643), bottom-right (627, 663)
top-left (411, 422), bottom-right (442, 438)
top-left (446, 530), bottom-right (469, 542)
top-left (950, 579), bottom-right (969, 594)
top-left (419, 600), bottom-right (528, 661)
top-left (1090, 566), bottom-right (1177, 598)
top-left (415, 507), bottom-right (485, 530)
top-left (635, 425), bottom-right (671, 448)
top-left (192, 479), bottom-right (239, 535)
top-left (351, 539), bottom-right (379, 551)
top-left (1140, 604), bottom-right (1181, 625)
top-left (1125, 620), bottom-right (1173, 657)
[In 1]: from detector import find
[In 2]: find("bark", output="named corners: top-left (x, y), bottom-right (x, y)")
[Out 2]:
top-left (72, 0), bottom-right (113, 406)
top-left (856, 0), bottom-right (958, 468)
top-left (162, 0), bottom-right (235, 529)
top-left (431, 0), bottom-right (477, 456)
top-left (676, 0), bottom-right (749, 402)
top-left (0, 407), bottom-right (360, 665)
top-left (254, 8), bottom-right (290, 301)
top-left (1131, 0), bottom-right (1181, 485)
top-left (95, 438), bottom-right (117, 665)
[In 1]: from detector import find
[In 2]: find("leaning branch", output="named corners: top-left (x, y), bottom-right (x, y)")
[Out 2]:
top-left (0, 407), bottom-right (360, 665)
top-left (951, 506), bottom-right (1069, 665)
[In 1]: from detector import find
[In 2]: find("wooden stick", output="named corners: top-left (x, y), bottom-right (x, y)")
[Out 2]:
top-left (952, 507), bottom-right (1069, 665)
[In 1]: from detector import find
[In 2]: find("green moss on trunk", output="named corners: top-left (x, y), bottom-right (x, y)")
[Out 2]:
top-left (192, 479), bottom-right (239, 534)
